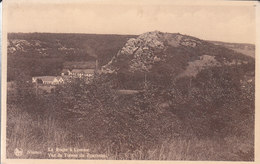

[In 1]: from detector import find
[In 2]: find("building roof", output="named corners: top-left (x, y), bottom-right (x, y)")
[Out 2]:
top-left (61, 69), bottom-right (70, 73)
top-left (71, 69), bottom-right (95, 74)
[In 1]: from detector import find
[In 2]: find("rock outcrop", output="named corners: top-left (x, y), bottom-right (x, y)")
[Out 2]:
top-left (102, 31), bottom-right (203, 73)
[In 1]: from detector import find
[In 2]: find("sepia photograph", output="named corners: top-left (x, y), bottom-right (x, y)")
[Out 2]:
top-left (1, 0), bottom-right (258, 163)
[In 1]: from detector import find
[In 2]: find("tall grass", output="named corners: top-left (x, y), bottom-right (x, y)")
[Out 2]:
top-left (6, 104), bottom-right (254, 161)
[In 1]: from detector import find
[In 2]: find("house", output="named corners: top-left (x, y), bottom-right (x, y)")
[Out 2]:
top-left (70, 69), bottom-right (95, 78)
top-left (60, 60), bottom-right (99, 80)
top-left (61, 69), bottom-right (71, 76)
top-left (32, 76), bottom-right (64, 85)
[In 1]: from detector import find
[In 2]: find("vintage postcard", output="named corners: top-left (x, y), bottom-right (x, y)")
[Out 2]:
top-left (1, 0), bottom-right (259, 164)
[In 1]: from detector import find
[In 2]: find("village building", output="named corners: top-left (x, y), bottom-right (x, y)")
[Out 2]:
top-left (61, 69), bottom-right (71, 76)
top-left (32, 76), bottom-right (64, 85)
top-left (32, 60), bottom-right (99, 85)
top-left (61, 60), bottom-right (99, 78)
top-left (70, 69), bottom-right (95, 78)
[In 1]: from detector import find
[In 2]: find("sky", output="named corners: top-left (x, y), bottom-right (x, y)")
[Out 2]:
top-left (4, 1), bottom-right (256, 44)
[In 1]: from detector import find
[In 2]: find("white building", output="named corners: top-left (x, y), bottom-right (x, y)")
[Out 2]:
top-left (32, 76), bottom-right (64, 85)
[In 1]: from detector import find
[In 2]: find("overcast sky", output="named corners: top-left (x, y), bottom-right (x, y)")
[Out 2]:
top-left (5, 1), bottom-right (256, 44)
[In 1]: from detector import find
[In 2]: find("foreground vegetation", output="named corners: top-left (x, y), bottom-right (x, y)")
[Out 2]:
top-left (7, 63), bottom-right (254, 160)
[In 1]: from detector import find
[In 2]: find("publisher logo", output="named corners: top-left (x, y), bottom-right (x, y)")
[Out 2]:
top-left (14, 148), bottom-right (23, 157)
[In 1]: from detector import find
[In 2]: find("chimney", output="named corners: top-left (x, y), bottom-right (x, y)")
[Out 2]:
top-left (96, 59), bottom-right (98, 70)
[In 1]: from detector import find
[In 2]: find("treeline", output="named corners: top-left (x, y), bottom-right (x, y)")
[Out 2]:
top-left (7, 55), bottom-right (64, 81)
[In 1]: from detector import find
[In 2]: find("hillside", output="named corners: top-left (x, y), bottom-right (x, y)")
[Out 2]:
top-left (7, 33), bottom-right (136, 81)
top-left (102, 31), bottom-right (254, 90)
top-left (8, 33), bottom-right (136, 64)
top-left (210, 41), bottom-right (255, 58)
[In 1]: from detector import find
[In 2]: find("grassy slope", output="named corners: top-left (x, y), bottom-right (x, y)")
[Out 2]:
top-left (109, 35), bottom-right (255, 90)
